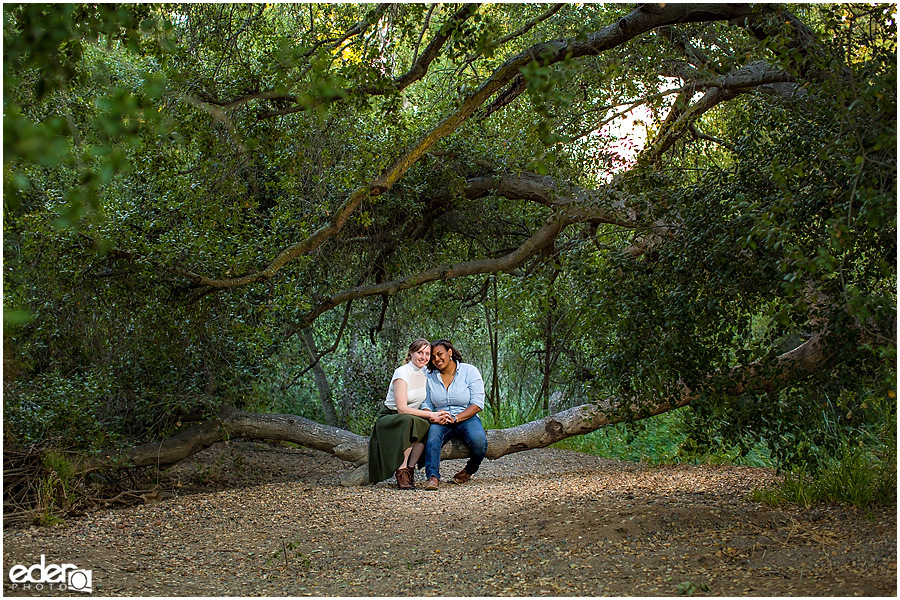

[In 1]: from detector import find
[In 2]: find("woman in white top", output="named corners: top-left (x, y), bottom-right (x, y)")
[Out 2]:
top-left (367, 338), bottom-right (450, 488)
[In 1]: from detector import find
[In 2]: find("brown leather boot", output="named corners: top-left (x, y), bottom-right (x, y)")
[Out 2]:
top-left (395, 468), bottom-right (413, 490)
top-left (406, 466), bottom-right (416, 488)
top-left (451, 469), bottom-right (471, 484)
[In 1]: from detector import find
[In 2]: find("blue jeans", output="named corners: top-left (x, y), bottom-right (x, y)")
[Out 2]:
top-left (424, 415), bottom-right (488, 480)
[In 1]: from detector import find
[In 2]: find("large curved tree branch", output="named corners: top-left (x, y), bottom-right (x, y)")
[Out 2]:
top-left (641, 86), bottom-right (741, 165)
top-left (640, 60), bottom-right (801, 165)
top-left (390, 3), bottom-right (482, 91)
top-left (166, 4), bottom-right (794, 290)
top-left (480, 333), bottom-right (833, 462)
top-left (285, 212), bottom-right (578, 336)
top-left (285, 172), bottom-right (658, 336)
top-left (431, 172), bottom-right (628, 210)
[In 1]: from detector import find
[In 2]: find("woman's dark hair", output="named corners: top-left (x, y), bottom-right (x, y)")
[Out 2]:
top-left (428, 339), bottom-right (462, 372)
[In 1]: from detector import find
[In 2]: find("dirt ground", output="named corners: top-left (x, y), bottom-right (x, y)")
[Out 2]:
top-left (2, 441), bottom-right (896, 597)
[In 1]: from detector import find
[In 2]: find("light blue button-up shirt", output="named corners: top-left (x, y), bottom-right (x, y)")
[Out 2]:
top-left (423, 362), bottom-right (485, 416)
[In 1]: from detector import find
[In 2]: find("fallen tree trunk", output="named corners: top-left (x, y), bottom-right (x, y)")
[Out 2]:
top-left (100, 400), bottom-right (637, 486)
top-left (92, 407), bottom-right (370, 469)
top-left (88, 333), bottom-right (832, 486)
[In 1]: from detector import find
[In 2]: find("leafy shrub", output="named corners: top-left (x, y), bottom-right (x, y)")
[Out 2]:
top-left (4, 372), bottom-right (118, 450)
top-left (751, 436), bottom-right (896, 510)
top-left (339, 350), bottom-right (393, 435)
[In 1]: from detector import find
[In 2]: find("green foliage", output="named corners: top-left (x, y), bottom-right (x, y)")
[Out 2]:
top-left (676, 581), bottom-right (711, 596)
top-left (481, 396), bottom-right (544, 431)
top-left (684, 382), bottom-right (896, 477)
top-left (34, 477), bottom-right (64, 527)
top-left (571, 29), bottom-right (896, 468)
top-left (755, 467), bottom-right (818, 509)
top-left (555, 412), bottom-right (687, 464)
top-left (4, 3), bottom-right (170, 219)
top-left (338, 348), bottom-right (394, 435)
top-left (42, 450), bottom-right (76, 483)
top-left (554, 409), bottom-right (772, 468)
top-left (5, 371), bottom-right (117, 449)
top-left (817, 442), bottom-right (877, 508)
top-left (33, 450), bottom-right (78, 526)
top-left (3, 235), bottom-right (272, 448)
top-left (751, 434), bottom-right (896, 510)
top-left (267, 540), bottom-right (313, 570)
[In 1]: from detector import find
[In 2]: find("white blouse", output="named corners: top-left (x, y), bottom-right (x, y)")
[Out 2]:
top-left (384, 362), bottom-right (427, 411)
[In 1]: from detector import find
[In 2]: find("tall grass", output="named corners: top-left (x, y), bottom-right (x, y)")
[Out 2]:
top-left (550, 410), bottom-right (772, 468)
top-left (481, 399), bottom-right (545, 430)
top-left (34, 451), bottom-right (77, 526)
top-left (751, 437), bottom-right (897, 511)
top-left (552, 411), bottom-right (687, 464)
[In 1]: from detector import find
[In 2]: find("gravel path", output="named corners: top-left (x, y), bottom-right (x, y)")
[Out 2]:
top-left (3, 441), bottom-right (896, 596)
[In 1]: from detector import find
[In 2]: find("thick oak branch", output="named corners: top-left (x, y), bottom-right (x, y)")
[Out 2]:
top-left (93, 406), bottom-right (369, 471)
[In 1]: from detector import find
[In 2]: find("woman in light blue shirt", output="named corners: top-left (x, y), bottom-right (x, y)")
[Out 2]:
top-left (421, 339), bottom-right (488, 490)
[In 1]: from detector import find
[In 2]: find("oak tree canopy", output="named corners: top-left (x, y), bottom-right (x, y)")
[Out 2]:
top-left (4, 4), bottom-right (895, 480)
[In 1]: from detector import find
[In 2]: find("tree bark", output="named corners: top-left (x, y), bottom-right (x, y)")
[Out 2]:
top-left (92, 406), bottom-right (368, 471)
top-left (484, 299), bottom-right (501, 413)
top-left (301, 329), bottom-right (338, 427)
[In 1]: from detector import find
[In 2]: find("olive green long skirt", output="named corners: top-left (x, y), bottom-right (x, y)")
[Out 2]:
top-left (368, 407), bottom-right (431, 484)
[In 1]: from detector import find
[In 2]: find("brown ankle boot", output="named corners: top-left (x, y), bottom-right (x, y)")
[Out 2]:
top-left (395, 468), bottom-right (413, 489)
top-left (406, 466), bottom-right (416, 487)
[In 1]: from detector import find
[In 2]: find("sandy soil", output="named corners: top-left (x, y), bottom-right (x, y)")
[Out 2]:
top-left (3, 441), bottom-right (896, 596)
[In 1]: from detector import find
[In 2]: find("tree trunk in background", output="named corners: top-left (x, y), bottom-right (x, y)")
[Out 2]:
top-left (484, 301), bottom-right (501, 413)
top-left (538, 308), bottom-right (553, 412)
top-left (302, 329), bottom-right (339, 428)
top-left (537, 267), bottom-right (562, 414)
top-left (340, 332), bottom-right (359, 419)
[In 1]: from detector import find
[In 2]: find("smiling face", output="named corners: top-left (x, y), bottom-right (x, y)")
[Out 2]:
top-left (430, 344), bottom-right (453, 372)
top-left (409, 344), bottom-right (431, 369)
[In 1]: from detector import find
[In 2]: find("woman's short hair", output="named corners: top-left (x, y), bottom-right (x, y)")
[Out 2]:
top-left (428, 339), bottom-right (462, 372)
top-left (406, 337), bottom-right (430, 362)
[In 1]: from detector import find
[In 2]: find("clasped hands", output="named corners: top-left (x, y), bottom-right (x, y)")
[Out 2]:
top-left (427, 410), bottom-right (456, 425)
